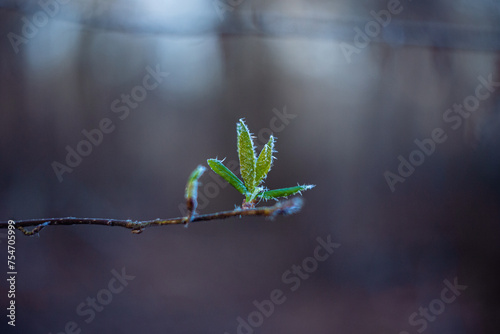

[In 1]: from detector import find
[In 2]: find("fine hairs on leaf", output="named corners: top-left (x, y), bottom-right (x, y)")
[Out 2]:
top-left (255, 135), bottom-right (274, 187)
top-left (207, 159), bottom-right (247, 195)
top-left (207, 118), bottom-right (315, 208)
top-left (0, 117), bottom-right (314, 235)
top-left (237, 119), bottom-right (257, 193)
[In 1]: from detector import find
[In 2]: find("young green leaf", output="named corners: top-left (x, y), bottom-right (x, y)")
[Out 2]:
top-left (185, 165), bottom-right (206, 201)
top-left (258, 184), bottom-right (315, 200)
top-left (207, 159), bottom-right (248, 195)
top-left (255, 135), bottom-right (274, 187)
top-left (184, 165), bottom-right (206, 224)
top-left (237, 119), bottom-right (256, 192)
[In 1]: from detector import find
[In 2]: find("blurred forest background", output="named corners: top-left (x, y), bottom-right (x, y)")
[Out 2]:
top-left (1, 0), bottom-right (500, 333)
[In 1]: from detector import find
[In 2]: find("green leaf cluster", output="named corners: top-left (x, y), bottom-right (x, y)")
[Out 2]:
top-left (207, 119), bottom-right (314, 206)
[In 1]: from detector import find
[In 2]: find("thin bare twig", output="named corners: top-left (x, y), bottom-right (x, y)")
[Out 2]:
top-left (0, 197), bottom-right (304, 236)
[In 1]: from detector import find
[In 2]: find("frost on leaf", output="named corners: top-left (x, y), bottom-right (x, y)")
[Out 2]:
top-left (255, 135), bottom-right (274, 187)
top-left (207, 118), bottom-right (315, 207)
top-left (207, 158), bottom-right (248, 195)
top-left (258, 184), bottom-right (316, 200)
top-left (237, 119), bottom-right (256, 192)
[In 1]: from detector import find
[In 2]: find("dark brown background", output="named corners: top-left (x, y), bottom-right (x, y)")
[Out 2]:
top-left (1, 1), bottom-right (499, 333)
